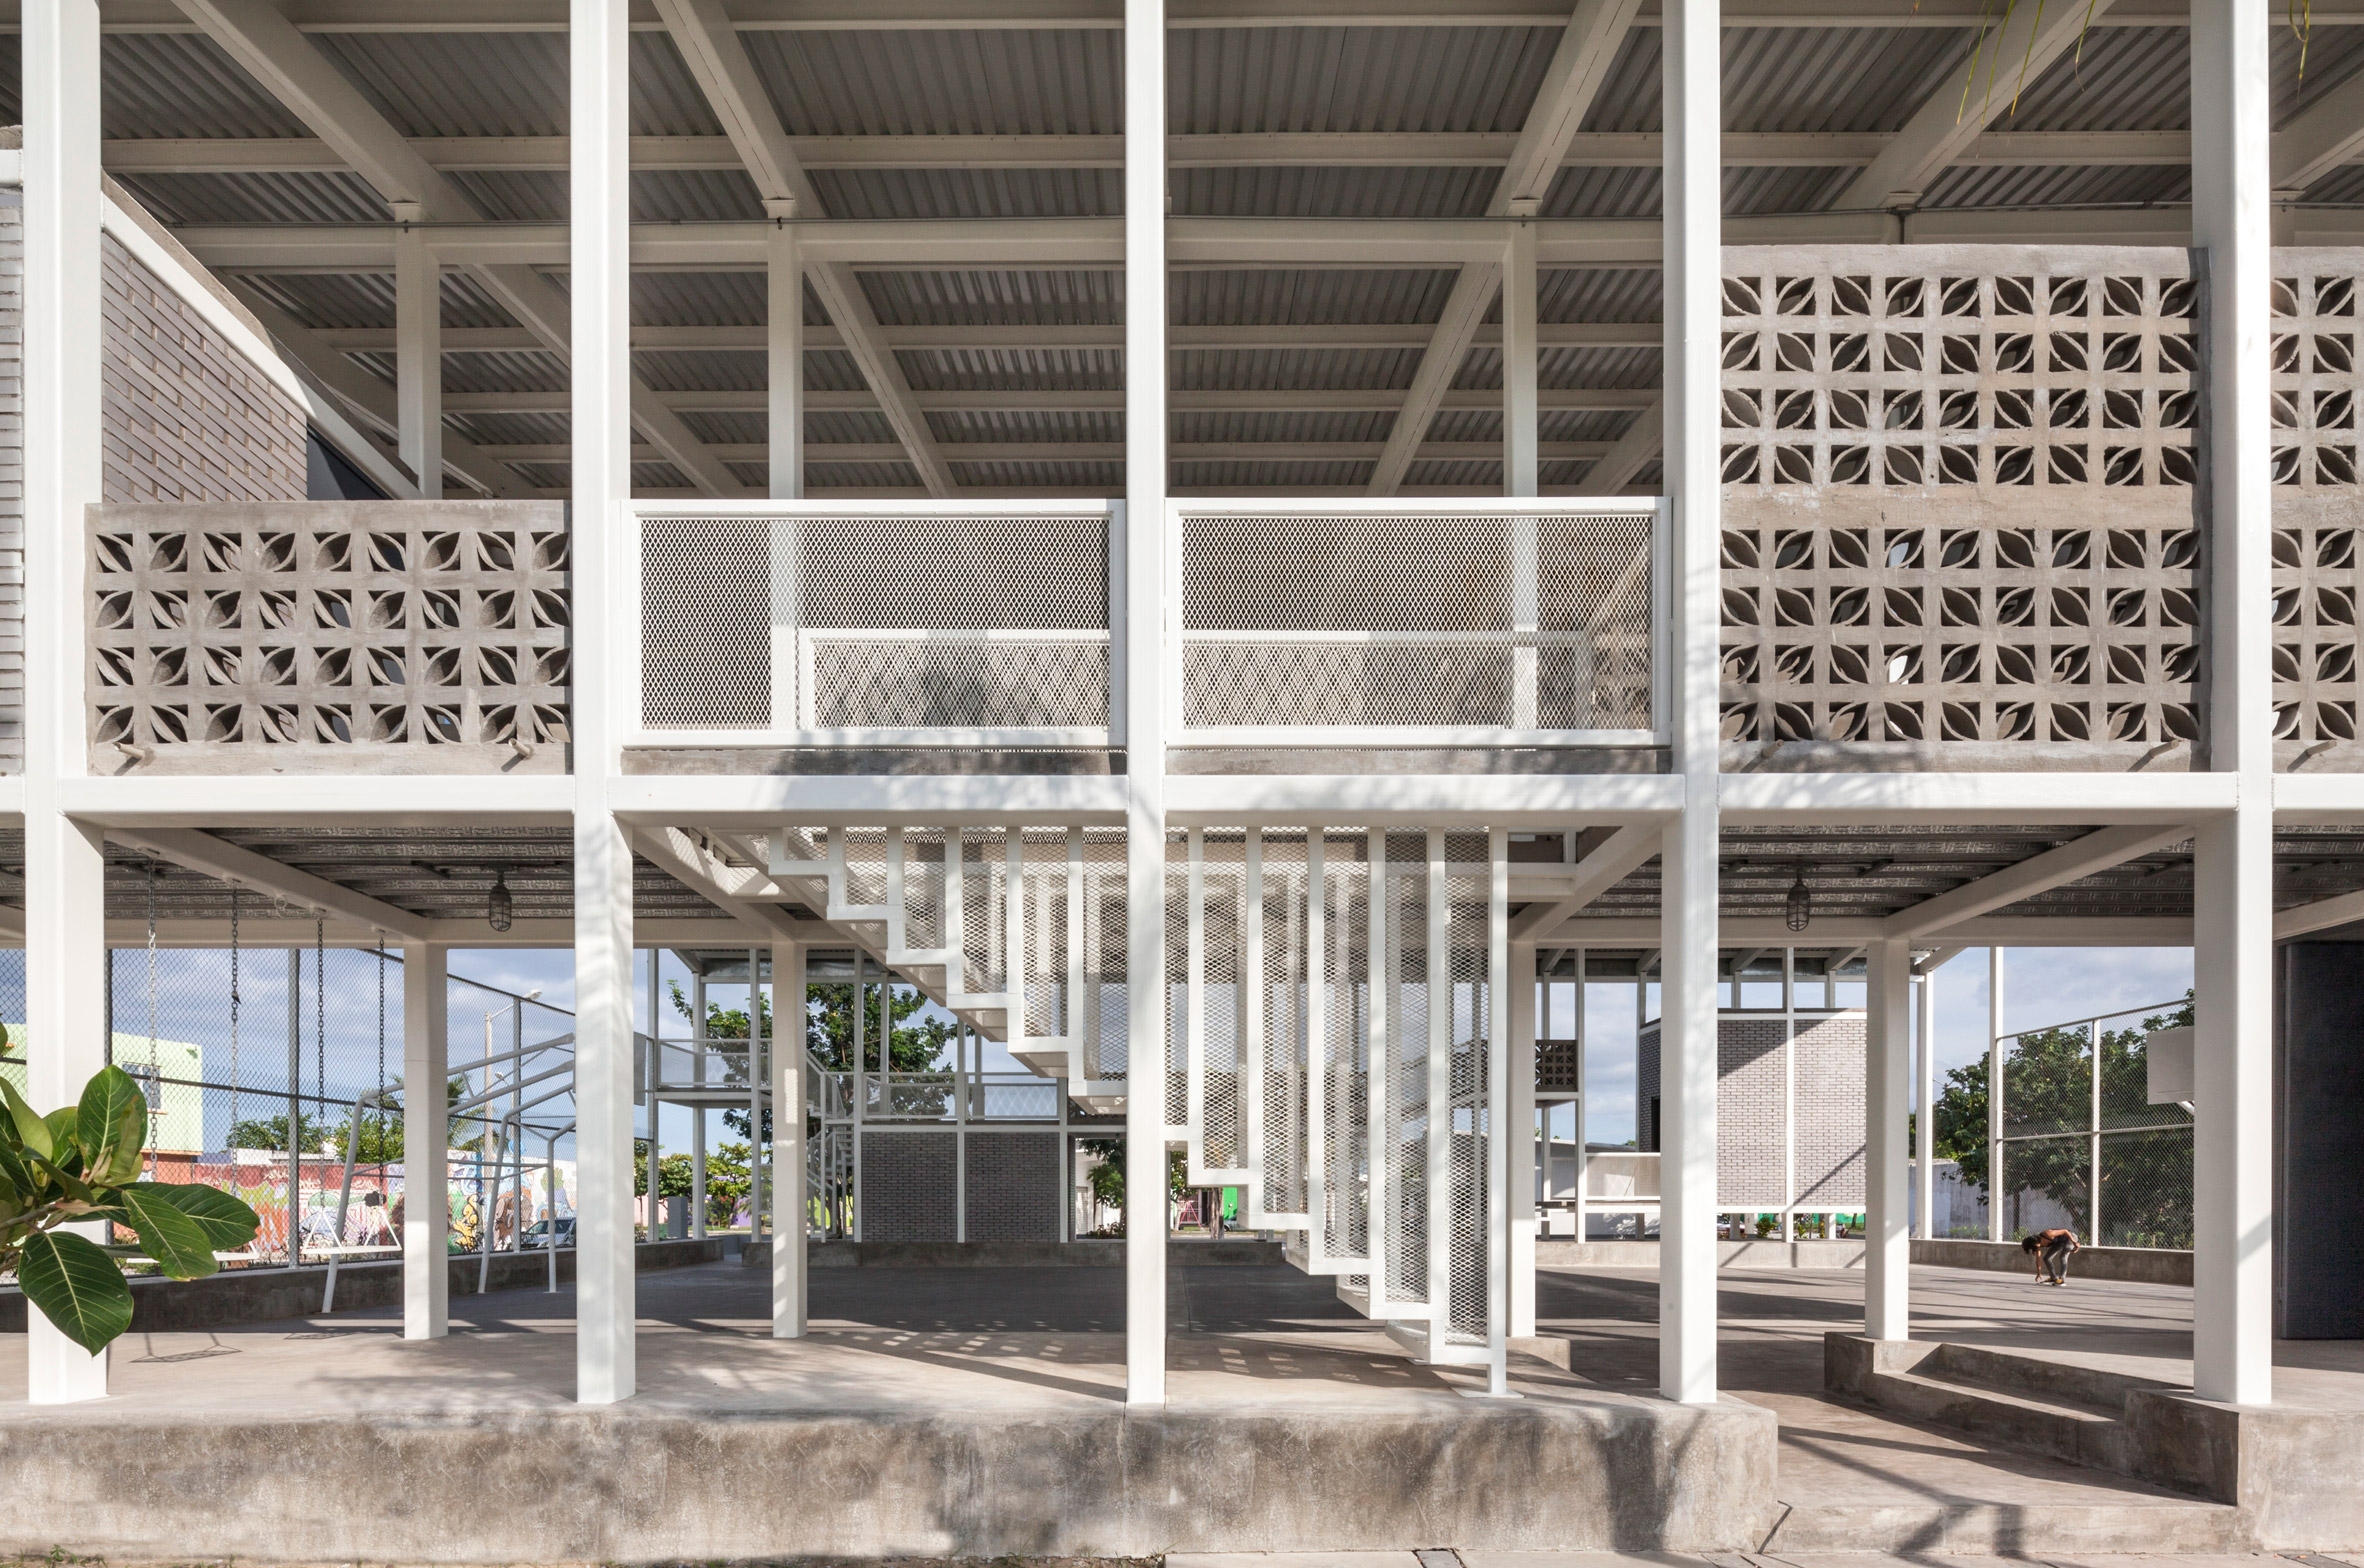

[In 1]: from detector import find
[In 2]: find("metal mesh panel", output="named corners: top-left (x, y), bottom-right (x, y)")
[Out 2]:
top-left (807, 633), bottom-right (1108, 728)
top-left (1445, 862), bottom-right (1490, 1345)
top-left (636, 507), bottom-right (1110, 735)
top-left (640, 516), bottom-right (771, 729)
top-left (1177, 508), bottom-right (1655, 735)
top-left (1388, 854), bottom-right (1428, 1306)
top-left (1203, 854), bottom-right (1242, 1170)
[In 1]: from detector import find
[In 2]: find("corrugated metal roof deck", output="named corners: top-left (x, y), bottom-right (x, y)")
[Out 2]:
top-left (34, 10), bottom-right (2359, 498)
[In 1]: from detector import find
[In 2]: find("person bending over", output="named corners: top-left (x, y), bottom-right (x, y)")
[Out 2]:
top-left (2022, 1228), bottom-right (2080, 1286)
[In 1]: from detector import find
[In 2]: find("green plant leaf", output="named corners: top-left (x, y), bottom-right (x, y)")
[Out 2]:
top-left (130, 1182), bottom-right (260, 1251)
top-left (77, 1066), bottom-right (147, 1187)
top-left (16, 1230), bottom-right (134, 1354)
top-left (0, 1077), bottom-right (53, 1160)
top-left (114, 1185), bottom-right (218, 1279)
top-left (44, 1109), bottom-right (84, 1172)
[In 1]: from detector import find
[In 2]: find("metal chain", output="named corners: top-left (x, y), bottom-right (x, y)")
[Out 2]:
top-left (376, 937), bottom-right (388, 1163)
top-left (315, 915), bottom-right (326, 1155)
top-left (145, 858), bottom-right (160, 1173)
top-left (228, 886), bottom-right (241, 1141)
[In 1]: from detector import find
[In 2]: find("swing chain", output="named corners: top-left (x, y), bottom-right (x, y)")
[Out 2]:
top-left (315, 915), bottom-right (326, 1159)
top-left (228, 886), bottom-right (241, 1140)
top-left (145, 857), bottom-right (159, 1172)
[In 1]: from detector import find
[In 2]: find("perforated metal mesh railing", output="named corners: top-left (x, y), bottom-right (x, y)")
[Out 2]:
top-left (1174, 502), bottom-right (1660, 744)
top-left (635, 504), bottom-right (1112, 741)
top-left (1165, 826), bottom-right (1510, 1373)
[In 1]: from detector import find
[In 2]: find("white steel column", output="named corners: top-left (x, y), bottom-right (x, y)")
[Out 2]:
top-left (1987, 948), bottom-right (2005, 1242)
top-left (402, 943), bottom-right (450, 1339)
top-left (767, 212), bottom-right (804, 500)
top-left (1914, 966), bottom-right (1935, 1240)
top-left (2190, 0), bottom-right (2274, 1409)
top-left (1121, 0), bottom-right (1169, 1409)
top-left (1657, 0), bottom-right (1721, 1407)
top-left (394, 216), bottom-right (442, 499)
top-left (1503, 219), bottom-right (1539, 498)
top-left (772, 941), bottom-right (807, 1337)
top-left (571, 0), bottom-right (638, 1407)
top-left (1509, 941), bottom-right (1539, 1338)
top-left (22, 0), bottom-right (108, 1407)
top-left (1865, 938), bottom-right (1911, 1340)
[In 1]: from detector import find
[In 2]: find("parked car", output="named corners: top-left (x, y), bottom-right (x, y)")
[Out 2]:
top-left (520, 1216), bottom-right (577, 1247)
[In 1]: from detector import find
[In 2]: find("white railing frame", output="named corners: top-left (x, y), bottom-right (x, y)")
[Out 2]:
top-left (620, 499), bottom-right (1121, 749)
top-left (1165, 495), bottom-right (1670, 749)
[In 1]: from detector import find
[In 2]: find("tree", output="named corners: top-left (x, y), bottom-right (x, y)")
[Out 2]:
top-left (229, 1111), bottom-right (330, 1153)
top-left (678, 978), bottom-right (957, 1140)
top-left (632, 1141), bottom-right (696, 1199)
top-left (1927, 993), bottom-right (2195, 1246)
top-left (1076, 1138), bottom-right (1186, 1236)
top-left (0, 1065), bottom-right (261, 1353)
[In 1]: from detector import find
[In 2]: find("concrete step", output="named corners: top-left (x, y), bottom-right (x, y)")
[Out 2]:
top-left (1765, 1495), bottom-right (2245, 1554)
top-left (1920, 1339), bottom-right (2186, 1413)
top-left (1859, 1366), bottom-right (2133, 1472)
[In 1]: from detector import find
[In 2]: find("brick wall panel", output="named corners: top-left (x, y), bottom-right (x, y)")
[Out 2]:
top-left (963, 1133), bottom-right (1064, 1242)
top-left (861, 1132), bottom-right (956, 1243)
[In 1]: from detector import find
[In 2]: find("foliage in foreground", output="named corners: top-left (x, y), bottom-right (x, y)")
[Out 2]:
top-left (0, 1065), bottom-right (261, 1352)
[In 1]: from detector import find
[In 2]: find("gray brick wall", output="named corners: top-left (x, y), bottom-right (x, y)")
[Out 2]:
top-left (963, 1132), bottom-right (1063, 1242)
top-left (1638, 1010), bottom-right (1865, 1209)
top-left (1793, 1013), bottom-right (1867, 1207)
top-left (860, 1132), bottom-right (956, 1243)
top-left (0, 207), bottom-right (308, 776)
top-left (99, 230), bottom-right (307, 506)
top-left (1719, 1018), bottom-right (1789, 1206)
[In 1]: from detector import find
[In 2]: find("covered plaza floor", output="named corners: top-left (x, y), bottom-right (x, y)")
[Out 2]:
top-left (1, 1257), bottom-right (2321, 1558)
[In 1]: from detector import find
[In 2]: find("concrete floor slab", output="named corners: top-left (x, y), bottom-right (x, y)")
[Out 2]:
top-left (3, 1258), bottom-right (2359, 1559)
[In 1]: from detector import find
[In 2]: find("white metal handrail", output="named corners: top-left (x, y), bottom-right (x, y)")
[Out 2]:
top-left (621, 499), bottom-right (1118, 748)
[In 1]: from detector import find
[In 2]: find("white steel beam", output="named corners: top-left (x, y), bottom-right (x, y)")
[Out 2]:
top-left (401, 941), bottom-right (450, 1340)
top-left (2190, 0), bottom-right (2275, 1411)
top-left (2271, 62), bottom-right (2364, 195)
top-left (655, 0), bottom-right (956, 496)
top-left (1573, 394), bottom-right (1663, 496)
top-left (768, 219), bottom-right (803, 499)
top-left (1658, 0), bottom-right (1719, 1408)
top-left (572, 0), bottom-right (638, 1407)
top-left (394, 218), bottom-right (442, 498)
top-left (94, 128), bottom-right (2223, 175)
top-left (1508, 824), bottom-right (1662, 940)
top-left (2274, 887), bottom-right (2364, 941)
top-left (22, 0), bottom-right (110, 1405)
top-left (1504, 219), bottom-right (1538, 498)
top-left (226, 284), bottom-right (515, 497)
top-left (55, 0), bottom-right (2349, 30)
top-left (171, 0), bottom-right (745, 496)
top-left (629, 825), bottom-right (802, 940)
top-left (1882, 823), bottom-right (2194, 939)
top-left (772, 940), bottom-right (807, 1337)
top-left (106, 827), bottom-right (435, 942)
top-left (1364, 0), bottom-right (1641, 495)
top-left (1721, 771), bottom-right (2236, 826)
top-left (1122, 0), bottom-right (1169, 1410)
top-left (1865, 937), bottom-right (1911, 1339)
top-left (1837, 0), bottom-right (2123, 208)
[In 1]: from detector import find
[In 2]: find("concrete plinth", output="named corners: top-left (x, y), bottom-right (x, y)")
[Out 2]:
top-left (0, 1384), bottom-right (1774, 1561)
top-left (743, 1238), bottom-right (1287, 1269)
top-left (1913, 1237), bottom-right (2194, 1285)
top-left (1826, 1333), bottom-right (2364, 1550)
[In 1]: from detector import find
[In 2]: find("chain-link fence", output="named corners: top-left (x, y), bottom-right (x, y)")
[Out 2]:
top-left (1992, 996), bottom-right (2194, 1250)
top-left (0, 946), bottom-right (578, 1271)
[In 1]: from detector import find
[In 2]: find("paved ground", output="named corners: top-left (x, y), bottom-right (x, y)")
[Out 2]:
top-left (6, 1256), bottom-right (2357, 1549)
